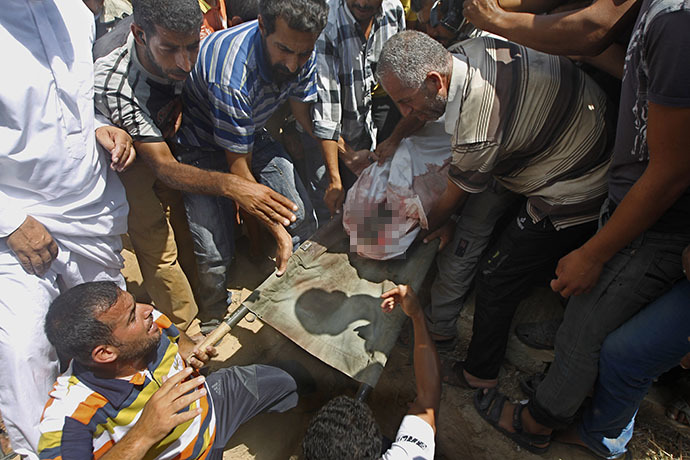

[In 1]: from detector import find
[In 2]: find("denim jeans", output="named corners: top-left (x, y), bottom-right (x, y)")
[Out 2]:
top-left (426, 180), bottom-right (518, 337)
top-left (529, 212), bottom-right (689, 427)
top-left (173, 130), bottom-right (317, 322)
top-left (578, 279), bottom-right (690, 459)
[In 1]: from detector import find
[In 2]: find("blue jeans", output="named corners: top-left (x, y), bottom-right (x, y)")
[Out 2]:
top-left (578, 279), bottom-right (690, 459)
top-left (173, 131), bottom-right (317, 322)
top-left (529, 206), bottom-right (689, 427)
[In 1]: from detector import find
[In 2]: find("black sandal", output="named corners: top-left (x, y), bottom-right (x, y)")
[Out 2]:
top-left (474, 388), bottom-right (551, 454)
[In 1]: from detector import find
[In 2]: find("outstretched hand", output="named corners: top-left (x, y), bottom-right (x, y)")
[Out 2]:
top-left (422, 220), bottom-right (455, 251)
top-left (462, 0), bottom-right (504, 32)
top-left (234, 179), bottom-right (298, 229)
top-left (381, 285), bottom-right (422, 318)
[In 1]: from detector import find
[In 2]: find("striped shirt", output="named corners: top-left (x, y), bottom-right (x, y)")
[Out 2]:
top-left (312, 0), bottom-right (405, 149)
top-left (94, 18), bottom-right (185, 143)
top-left (445, 37), bottom-right (613, 230)
top-left (38, 312), bottom-right (216, 460)
top-left (177, 20), bottom-right (318, 154)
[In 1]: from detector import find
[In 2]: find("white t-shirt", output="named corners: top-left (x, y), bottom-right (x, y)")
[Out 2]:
top-left (381, 415), bottom-right (435, 460)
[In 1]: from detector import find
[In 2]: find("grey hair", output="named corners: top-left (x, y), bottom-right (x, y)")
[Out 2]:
top-left (259, 0), bottom-right (329, 36)
top-left (376, 30), bottom-right (452, 89)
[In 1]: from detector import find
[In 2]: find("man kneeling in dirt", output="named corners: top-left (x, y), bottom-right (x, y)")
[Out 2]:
top-left (302, 285), bottom-right (441, 460)
top-left (37, 281), bottom-right (298, 460)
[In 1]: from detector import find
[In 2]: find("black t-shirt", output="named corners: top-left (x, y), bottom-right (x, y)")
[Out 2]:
top-left (608, 0), bottom-right (690, 233)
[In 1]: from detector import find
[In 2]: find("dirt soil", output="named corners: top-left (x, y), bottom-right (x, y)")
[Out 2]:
top-left (194, 238), bottom-right (690, 460)
top-left (3, 237), bottom-right (688, 460)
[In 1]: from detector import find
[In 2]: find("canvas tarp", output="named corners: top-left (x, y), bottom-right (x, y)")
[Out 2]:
top-left (244, 217), bottom-right (439, 387)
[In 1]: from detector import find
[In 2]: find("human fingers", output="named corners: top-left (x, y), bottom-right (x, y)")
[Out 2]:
top-left (16, 252), bottom-right (35, 275)
top-left (170, 406), bottom-right (203, 427)
top-left (380, 297), bottom-right (396, 313)
top-left (381, 286), bottom-right (402, 300)
top-left (168, 375), bottom-right (206, 401)
top-left (48, 239), bottom-right (59, 260)
top-left (33, 246), bottom-right (56, 277)
top-left (170, 387), bottom-right (207, 414)
top-left (158, 367), bottom-right (195, 394)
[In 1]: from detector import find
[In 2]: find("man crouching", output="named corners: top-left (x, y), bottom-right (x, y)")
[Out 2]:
top-left (38, 281), bottom-right (298, 459)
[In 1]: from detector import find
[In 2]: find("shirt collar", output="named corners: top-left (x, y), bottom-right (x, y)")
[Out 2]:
top-left (72, 361), bottom-right (144, 409)
top-left (444, 54), bottom-right (469, 135)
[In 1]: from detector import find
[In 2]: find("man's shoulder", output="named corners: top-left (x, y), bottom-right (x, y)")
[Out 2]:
top-left (94, 15), bottom-right (133, 61)
top-left (200, 20), bottom-right (258, 72)
top-left (381, 0), bottom-right (406, 17)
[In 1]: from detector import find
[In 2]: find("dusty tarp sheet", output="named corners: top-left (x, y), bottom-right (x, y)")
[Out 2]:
top-left (244, 217), bottom-right (438, 387)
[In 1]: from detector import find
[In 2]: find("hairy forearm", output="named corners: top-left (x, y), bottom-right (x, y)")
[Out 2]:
top-left (410, 311), bottom-right (441, 422)
top-left (487, 9), bottom-right (612, 55)
top-left (149, 158), bottom-right (237, 198)
top-left (579, 167), bottom-right (690, 265)
top-left (99, 427), bottom-right (153, 460)
top-left (319, 139), bottom-right (342, 185)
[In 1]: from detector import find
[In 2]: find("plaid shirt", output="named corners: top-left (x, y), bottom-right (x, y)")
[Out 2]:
top-left (312, 0), bottom-right (405, 149)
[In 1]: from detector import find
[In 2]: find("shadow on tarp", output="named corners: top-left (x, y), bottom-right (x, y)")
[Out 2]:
top-left (245, 216), bottom-right (439, 387)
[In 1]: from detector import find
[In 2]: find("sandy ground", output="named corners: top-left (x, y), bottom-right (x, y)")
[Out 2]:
top-left (190, 237), bottom-right (690, 460)
top-left (2, 237), bottom-right (688, 460)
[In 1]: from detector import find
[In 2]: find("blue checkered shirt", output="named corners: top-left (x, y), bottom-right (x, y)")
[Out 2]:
top-left (312, 0), bottom-right (405, 149)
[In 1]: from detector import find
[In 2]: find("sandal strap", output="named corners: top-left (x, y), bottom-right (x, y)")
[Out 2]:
top-left (513, 403), bottom-right (551, 445)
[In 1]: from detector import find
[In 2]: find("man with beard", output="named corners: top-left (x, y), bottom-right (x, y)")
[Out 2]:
top-left (377, 31), bottom-right (613, 397)
top-left (174, 0), bottom-right (328, 328)
top-left (304, 0), bottom-right (405, 220)
top-left (94, 0), bottom-right (305, 334)
top-left (38, 281), bottom-right (298, 459)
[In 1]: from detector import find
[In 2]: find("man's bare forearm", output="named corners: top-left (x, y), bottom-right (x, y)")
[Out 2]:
top-left (99, 427), bottom-right (153, 460)
top-left (319, 139), bottom-right (342, 185)
top-left (410, 310), bottom-right (441, 422)
top-left (136, 141), bottom-right (239, 199)
top-left (477, 0), bottom-right (640, 56)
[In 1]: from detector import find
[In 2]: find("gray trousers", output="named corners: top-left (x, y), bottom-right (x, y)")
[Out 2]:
top-left (426, 181), bottom-right (517, 337)
top-left (529, 214), bottom-right (688, 428)
top-left (206, 364), bottom-right (299, 458)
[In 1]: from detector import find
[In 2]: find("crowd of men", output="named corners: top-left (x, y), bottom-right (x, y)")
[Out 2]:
top-left (0, 0), bottom-right (688, 458)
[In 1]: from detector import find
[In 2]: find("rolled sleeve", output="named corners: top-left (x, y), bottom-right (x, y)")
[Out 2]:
top-left (312, 34), bottom-right (342, 141)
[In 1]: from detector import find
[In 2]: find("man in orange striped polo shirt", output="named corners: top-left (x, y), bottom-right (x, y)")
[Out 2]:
top-left (37, 282), bottom-right (298, 460)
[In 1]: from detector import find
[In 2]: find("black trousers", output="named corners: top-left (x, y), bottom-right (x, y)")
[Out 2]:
top-left (464, 205), bottom-right (596, 380)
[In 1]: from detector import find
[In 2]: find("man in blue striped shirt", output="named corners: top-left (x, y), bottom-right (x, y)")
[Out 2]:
top-left (174, 0), bottom-right (329, 331)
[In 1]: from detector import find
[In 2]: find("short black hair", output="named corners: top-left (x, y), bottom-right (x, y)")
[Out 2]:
top-left (226, 0), bottom-right (259, 21)
top-left (259, 0), bottom-right (328, 36)
top-left (44, 281), bottom-right (122, 366)
top-left (132, 0), bottom-right (203, 37)
top-left (302, 396), bottom-right (382, 460)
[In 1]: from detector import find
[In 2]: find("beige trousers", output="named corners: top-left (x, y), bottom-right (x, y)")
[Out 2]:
top-left (119, 158), bottom-right (198, 331)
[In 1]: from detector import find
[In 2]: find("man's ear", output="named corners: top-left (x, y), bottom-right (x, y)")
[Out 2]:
top-left (131, 23), bottom-right (147, 46)
top-left (425, 71), bottom-right (444, 92)
top-left (92, 344), bottom-right (118, 365)
top-left (257, 14), bottom-right (266, 36)
top-left (230, 16), bottom-right (244, 27)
